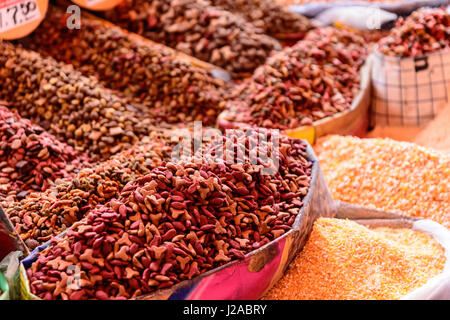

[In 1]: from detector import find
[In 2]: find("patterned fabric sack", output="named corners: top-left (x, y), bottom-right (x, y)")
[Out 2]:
top-left (371, 49), bottom-right (450, 127)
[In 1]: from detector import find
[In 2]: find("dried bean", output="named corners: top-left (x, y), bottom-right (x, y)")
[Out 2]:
top-left (6, 132), bottom-right (174, 248)
top-left (0, 107), bottom-right (88, 206)
top-left (0, 42), bottom-right (155, 161)
top-left (25, 8), bottom-right (226, 126)
top-left (208, 0), bottom-right (312, 39)
top-left (378, 8), bottom-right (450, 57)
top-left (102, 0), bottom-right (281, 75)
top-left (222, 27), bottom-right (368, 129)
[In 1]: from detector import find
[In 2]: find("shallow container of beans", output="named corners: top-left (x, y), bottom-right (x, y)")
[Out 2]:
top-left (218, 49), bottom-right (372, 146)
top-left (15, 143), bottom-right (336, 300)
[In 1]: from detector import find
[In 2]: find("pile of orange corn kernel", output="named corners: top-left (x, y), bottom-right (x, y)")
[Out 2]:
top-left (263, 218), bottom-right (445, 300)
top-left (315, 136), bottom-right (450, 227)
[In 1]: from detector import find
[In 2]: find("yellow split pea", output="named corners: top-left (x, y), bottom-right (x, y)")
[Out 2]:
top-left (315, 136), bottom-right (450, 227)
top-left (263, 218), bottom-right (445, 300)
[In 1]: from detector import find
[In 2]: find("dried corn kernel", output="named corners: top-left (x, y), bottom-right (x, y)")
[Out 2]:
top-left (263, 218), bottom-right (445, 300)
top-left (315, 136), bottom-right (450, 227)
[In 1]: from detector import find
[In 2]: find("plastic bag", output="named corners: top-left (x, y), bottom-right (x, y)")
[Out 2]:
top-left (0, 251), bottom-right (22, 300)
top-left (313, 6), bottom-right (397, 30)
top-left (403, 220), bottom-right (450, 300)
top-left (0, 271), bottom-right (8, 300)
top-left (289, 0), bottom-right (449, 18)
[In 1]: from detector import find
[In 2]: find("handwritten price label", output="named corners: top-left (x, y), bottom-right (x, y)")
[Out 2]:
top-left (0, 0), bottom-right (40, 32)
top-left (0, 0), bottom-right (47, 39)
top-left (71, 0), bottom-right (122, 11)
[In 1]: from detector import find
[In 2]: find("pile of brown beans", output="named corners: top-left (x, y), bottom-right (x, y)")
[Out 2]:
top-left (378, 7), bottom-right (450, 57)
top-left (221, 27), bottom-right (368, 130)
top-left (6, 132), bottom-right (174, 249)
top-left (102, 0), bottom-right (281, 76)
top-left (0, 106), bottom-right (88, 206)
top-left (27, 131), bottom-right (312, 300)
top-left (0, 42), bottom-right (155, 161)
top-left (207, 0), bottom-right (312, 39)
top-left (25, 9), bottom-right (227, 126)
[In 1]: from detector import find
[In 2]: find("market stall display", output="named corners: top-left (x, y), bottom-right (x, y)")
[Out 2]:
top-left (0, 106), bottom-right (89, 206)
top-left (219, 27), bottom-right (368, 131)
top-left (0, 42), bottom-right (155, 161)
top-left (101, 0), bottom-right (282, 76)
top-left (263, 217), bottom-right (447, 300)
top-left (24, 8), bottom-right (227, 126)
top-left (315, 136), bottom-right (450, 227)
top-left (0, 1), bottom-right (448, 302)
top-left (20, 132), bottom-right (333, 300)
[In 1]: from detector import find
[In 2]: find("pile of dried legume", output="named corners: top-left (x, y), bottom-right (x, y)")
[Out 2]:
top-left (315, 136), bottom-right (450, 227)
top-left (0, 42), bottom-right (155, 161)
top-left (6, 132), bottom-right (174, 249)
top-left (207, 0), bottom-right (312, 39)
top-left (0, 106), bottom-right (89, 206)
top-left (25, 9), bottom-right (227, 126)
top-left (26, 131), bottom-right (312, 300)
top-left (221, 27), bottom-right (367, 129)
top-left (378, 7), bottom-right (450, 57)
top-left (263, 218), bottom-right (446, 300)
top-left (102, 0), bottom-right (281, 75)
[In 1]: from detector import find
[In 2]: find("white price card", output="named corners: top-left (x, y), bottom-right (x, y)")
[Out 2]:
top-left (0, 0), bottom-right (47, 40)
top-left (0, 0), bottom-right (40, 32)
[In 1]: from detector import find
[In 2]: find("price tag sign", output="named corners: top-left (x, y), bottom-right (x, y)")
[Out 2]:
top-left (0, 0), bottom-right (48, 40)
top-left (71, 0), bottom-right (123, 11)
